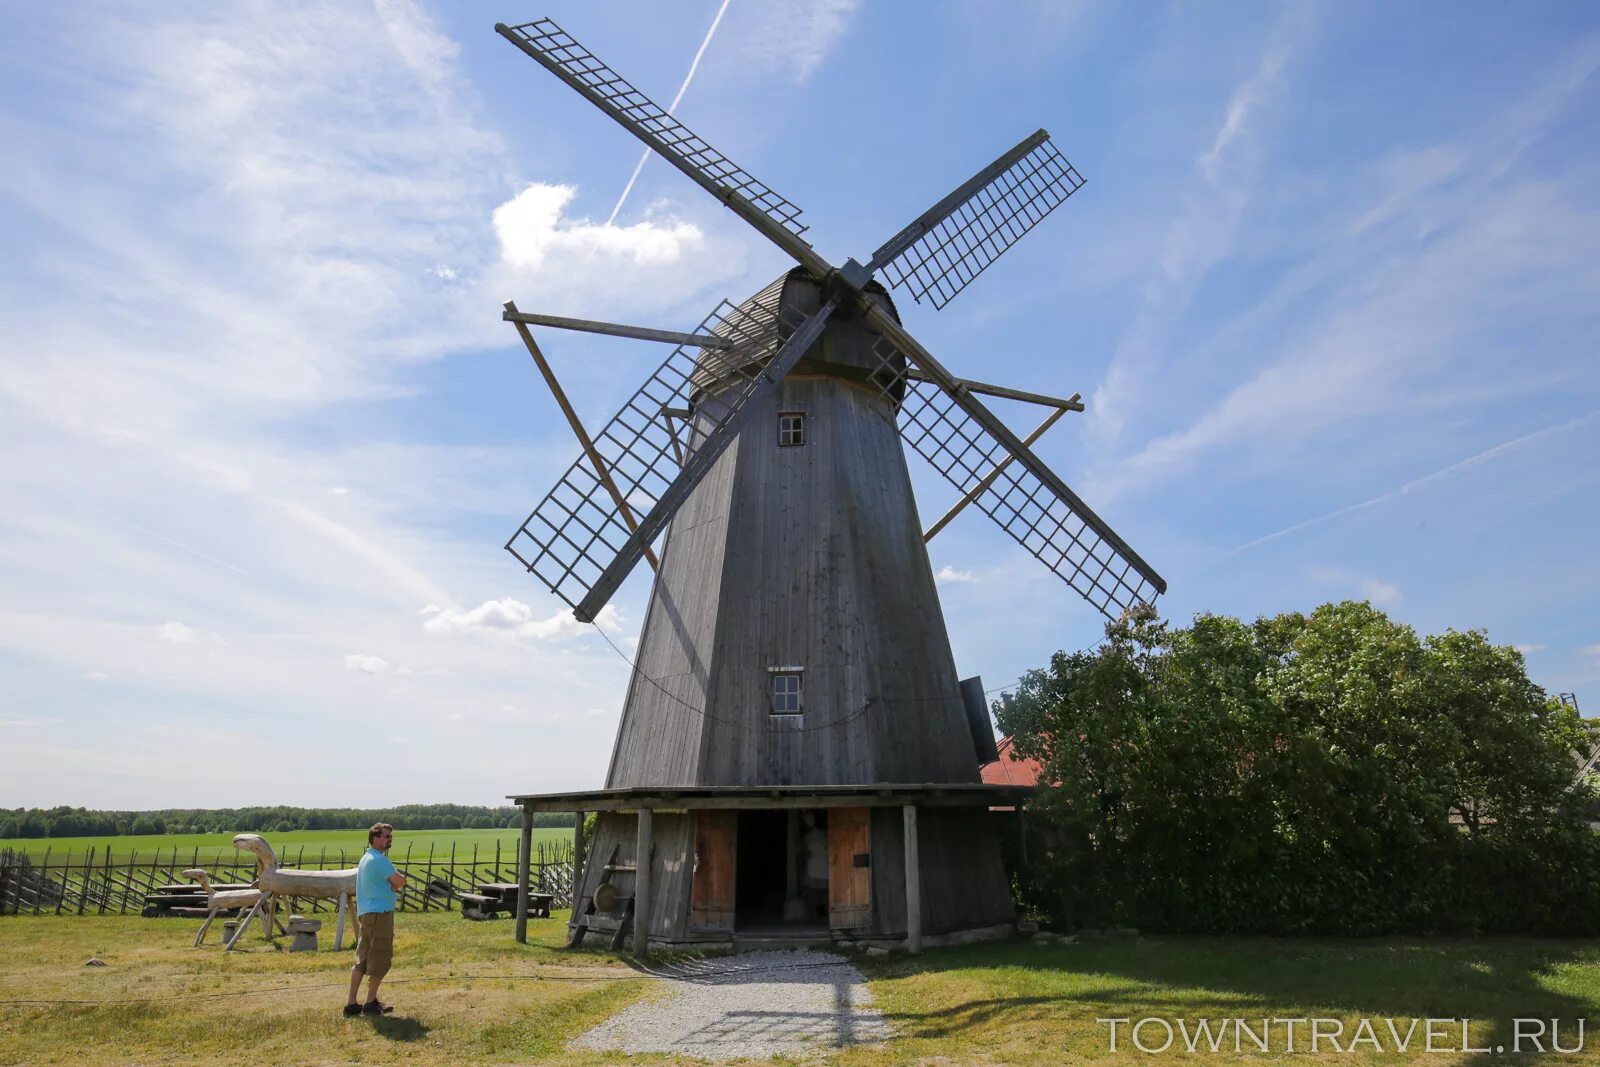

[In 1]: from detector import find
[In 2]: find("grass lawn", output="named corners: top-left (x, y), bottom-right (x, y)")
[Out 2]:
top-left (2, 916), bottom-right (1598, 1065)
top-left (0, 827), bottom-right (573, 866)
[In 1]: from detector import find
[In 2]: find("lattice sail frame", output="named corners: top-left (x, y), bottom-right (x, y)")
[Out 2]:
top-left (498, 19), bottom-right (808, 239)
top-left (876, 138), bottom-right (1085, 310)
top-left (506, 298), bottom-right (788, 613)
top-left (860, 334), bottom-right (1159, 619)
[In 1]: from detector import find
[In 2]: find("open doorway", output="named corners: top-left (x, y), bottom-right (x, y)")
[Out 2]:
top-left (734, 809), bottom-right (829, 932)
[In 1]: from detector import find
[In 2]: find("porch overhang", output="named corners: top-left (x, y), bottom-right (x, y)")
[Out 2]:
top-left (507, 782), bottom-right (1033, 813)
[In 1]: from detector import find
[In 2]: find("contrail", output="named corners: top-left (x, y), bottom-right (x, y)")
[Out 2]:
top-left (1226, 409), bottom-right (1599, 555)
top-left (129, 523), bottom-right (251, 577)
top-left (605, 0), bottom-right (733, 227)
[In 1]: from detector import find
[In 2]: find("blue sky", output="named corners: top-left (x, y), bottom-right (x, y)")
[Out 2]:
top-left (2, 2), bottom-right (1596, 809)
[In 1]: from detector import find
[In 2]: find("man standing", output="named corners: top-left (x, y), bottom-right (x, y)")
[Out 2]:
top-left (345, 823), bottom-right (406, 1017)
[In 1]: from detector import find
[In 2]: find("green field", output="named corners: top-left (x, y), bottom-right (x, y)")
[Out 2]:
top-left (0, 827), bottom-right (572, 866)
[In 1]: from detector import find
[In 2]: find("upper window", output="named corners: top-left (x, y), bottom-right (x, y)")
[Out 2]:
top-left (778, 412), bottom-right (805, 447)
top-left (770, 671), bottom-right (803, 715)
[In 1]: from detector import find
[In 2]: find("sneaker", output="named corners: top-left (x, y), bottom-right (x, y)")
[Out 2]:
top-left (361, 1000), bottom-right (394, 1016)
top-left (342, 1003), bottom-right (362, 1017)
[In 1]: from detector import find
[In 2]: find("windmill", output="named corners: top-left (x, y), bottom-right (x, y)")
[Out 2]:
top-left (494, 17), bottom-right (1165, 954)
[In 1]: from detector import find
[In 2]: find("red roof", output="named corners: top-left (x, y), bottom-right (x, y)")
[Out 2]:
top-left (981, 735), bottom-right (1043, 786)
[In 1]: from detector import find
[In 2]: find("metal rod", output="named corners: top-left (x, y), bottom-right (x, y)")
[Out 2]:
top-left (924, 406), bottom-right (1068, 543)
top-left (502, 309), bottom-right (732, 349)
top-left (505, 301), bottom-right (658, 573)
top-left (906, 372), bottom-right (1082, 412)
top-left (867, 129), bottom-right (1050, 274)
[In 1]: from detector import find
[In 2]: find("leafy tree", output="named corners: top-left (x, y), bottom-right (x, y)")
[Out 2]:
top-left (999, 601), bottom-right (1599, 935)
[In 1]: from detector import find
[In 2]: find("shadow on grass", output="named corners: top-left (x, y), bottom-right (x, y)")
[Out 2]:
top-left (873, 938), bottom-right (1599, 1062)
top-left (370, 1015), bottom-right (429, 1041)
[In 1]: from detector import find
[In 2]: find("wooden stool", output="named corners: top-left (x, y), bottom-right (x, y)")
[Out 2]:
top-left (287, 915), bottom-right (322, 952)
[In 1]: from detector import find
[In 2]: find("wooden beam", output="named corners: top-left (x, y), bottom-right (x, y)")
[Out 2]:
top-left (903, 805), bottom-right (922, 954)
top-left (569, 812), bottom-right (586, 929)
top-left (514, 805), bottom-right (533, 944)
top-left (504, 301), bottom-right (657, 572)
top-left (502, 308), bottom-right (733, 349)
top-left (924, 405), bottom-right (1069, 543)
top-left (632, 808), bottom-right (652, 956)
top-left (904, 372), bottom-right (1084, 412)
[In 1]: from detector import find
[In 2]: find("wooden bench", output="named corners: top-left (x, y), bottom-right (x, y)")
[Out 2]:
top-left (457, 886), bottom-right (553, 921)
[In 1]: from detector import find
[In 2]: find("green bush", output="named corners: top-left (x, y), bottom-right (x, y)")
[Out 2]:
top-left (998, 601), bottom-right (1600, 935)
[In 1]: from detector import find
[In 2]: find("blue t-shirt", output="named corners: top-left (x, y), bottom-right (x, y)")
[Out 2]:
top-left (356, 847), bottom-right (399, 914)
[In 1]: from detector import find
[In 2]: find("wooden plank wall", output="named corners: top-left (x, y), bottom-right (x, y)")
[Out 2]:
top-left (609, 269), bottom-right (981, 790)
top-left (573, 812), bottom-right (695, 942)
top-left (869, 807), bottom-right (1014, 936)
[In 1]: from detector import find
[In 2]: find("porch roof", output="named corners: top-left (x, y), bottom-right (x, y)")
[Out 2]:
top-left (507, 782), bottom-right (1033, 812)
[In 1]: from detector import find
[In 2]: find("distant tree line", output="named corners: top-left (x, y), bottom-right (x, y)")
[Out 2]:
top-left (0, 804), bottom-right (574, 840)
top-left (999, 601), bottom-right (1600, 937)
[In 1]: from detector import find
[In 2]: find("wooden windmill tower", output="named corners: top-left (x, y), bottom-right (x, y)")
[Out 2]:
top-left (494, 18), bottom-right (1165, 953)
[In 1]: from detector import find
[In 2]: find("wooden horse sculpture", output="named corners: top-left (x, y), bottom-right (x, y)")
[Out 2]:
top-left (227, 833), bottom-right (359, 952)
top-left (182, 868), bottom-right (264, 947)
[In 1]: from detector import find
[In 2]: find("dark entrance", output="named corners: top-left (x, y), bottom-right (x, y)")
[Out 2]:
top-left (734, 809), bottom-right (828, 930)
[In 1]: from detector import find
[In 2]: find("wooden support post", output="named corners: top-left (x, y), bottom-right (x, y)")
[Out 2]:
top-left (505, 300), bottom-right (657, 571)
top-left (334, 892), bottom-right (348, 951)
top-left (515, 804), bottom-right (533, 944)
top-left (903, 805), bottom-right (922, 955)
top-left (924, 406), bottom-right (1069, 542)
top-left (570, 812), bottom-right (586, 918)
top-left (784, 809), bottom-right (802, 920)
top-left (633, 807), bottom-right (653, 957)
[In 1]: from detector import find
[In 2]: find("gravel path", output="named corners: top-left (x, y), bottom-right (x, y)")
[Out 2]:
top-left (573, 949), bottom-right (894, 1060)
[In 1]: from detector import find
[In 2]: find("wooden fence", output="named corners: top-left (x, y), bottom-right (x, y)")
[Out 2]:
top-left (0, 840), bottom-right (574, 917)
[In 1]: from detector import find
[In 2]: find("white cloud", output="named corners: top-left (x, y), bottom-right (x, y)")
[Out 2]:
top-left (1359, 579), bottom-right (1403, 609)
top-left (1584, 644), bottom-right (1600, 667)
top-left (421, 598), bottom-right (622, 640)
top-left (494, 183), bottom-right (703, 272)
top-left (158, 621), bottom-right (222, 645)
top-left (1090, 17), bottom-right (1303, 451)
top-left (1514, 644), bottom-right (1545, 655)
top-left (1308, 567), bottom-right (1401, 609)
top-left (344, 654), bottom-right (391, 675)
top-left (0, 719), bottom-right (40, 729)
top-left (935, 566), bottom-right (976, 584)
top-left (723, 0), bottom-right (861, 83)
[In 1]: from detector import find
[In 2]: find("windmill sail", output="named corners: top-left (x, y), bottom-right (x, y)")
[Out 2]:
top-left (508, 292), bottom-right (841, 622)
top-left (496, 19), bottom-right (808, 240)
top-left (507, 297), bottom-right (782, 617)
top-left (870, 132), bottom-right (1085, 310)
top-left (498, 17), bottom-right (1165, 621)
top-left (858, 325), bottom-right (1165, 619)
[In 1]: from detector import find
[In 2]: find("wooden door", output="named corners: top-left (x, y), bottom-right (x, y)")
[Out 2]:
top-left (828, 807), bottom-right (872, 931)
top-left (690, 811), bottom-right (736, 930)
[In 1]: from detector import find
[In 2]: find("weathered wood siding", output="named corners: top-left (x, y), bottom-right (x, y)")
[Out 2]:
top-left (608, 270), bottom-right (977, 789)
top-left (573, 811), bottom-right (697, 943)
top-left (868, 807), bottom-right (1014, 936)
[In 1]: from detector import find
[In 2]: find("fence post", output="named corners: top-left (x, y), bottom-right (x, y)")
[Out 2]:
top-left (98, 846), bottom-right (112, 915)
top-left (54, 849), bottom-right (69, 916)
top-left (75, 848), bottom-right (93, 915)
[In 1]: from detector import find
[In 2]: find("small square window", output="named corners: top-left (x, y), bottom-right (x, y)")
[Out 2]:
top-left (778, 413), bottom-right (805, 447)
top-left (770, 671), bottom-right (802, 715)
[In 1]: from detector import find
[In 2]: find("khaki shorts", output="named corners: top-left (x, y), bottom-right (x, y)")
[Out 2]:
top-left (354, 911), bottom-right (394, 980)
